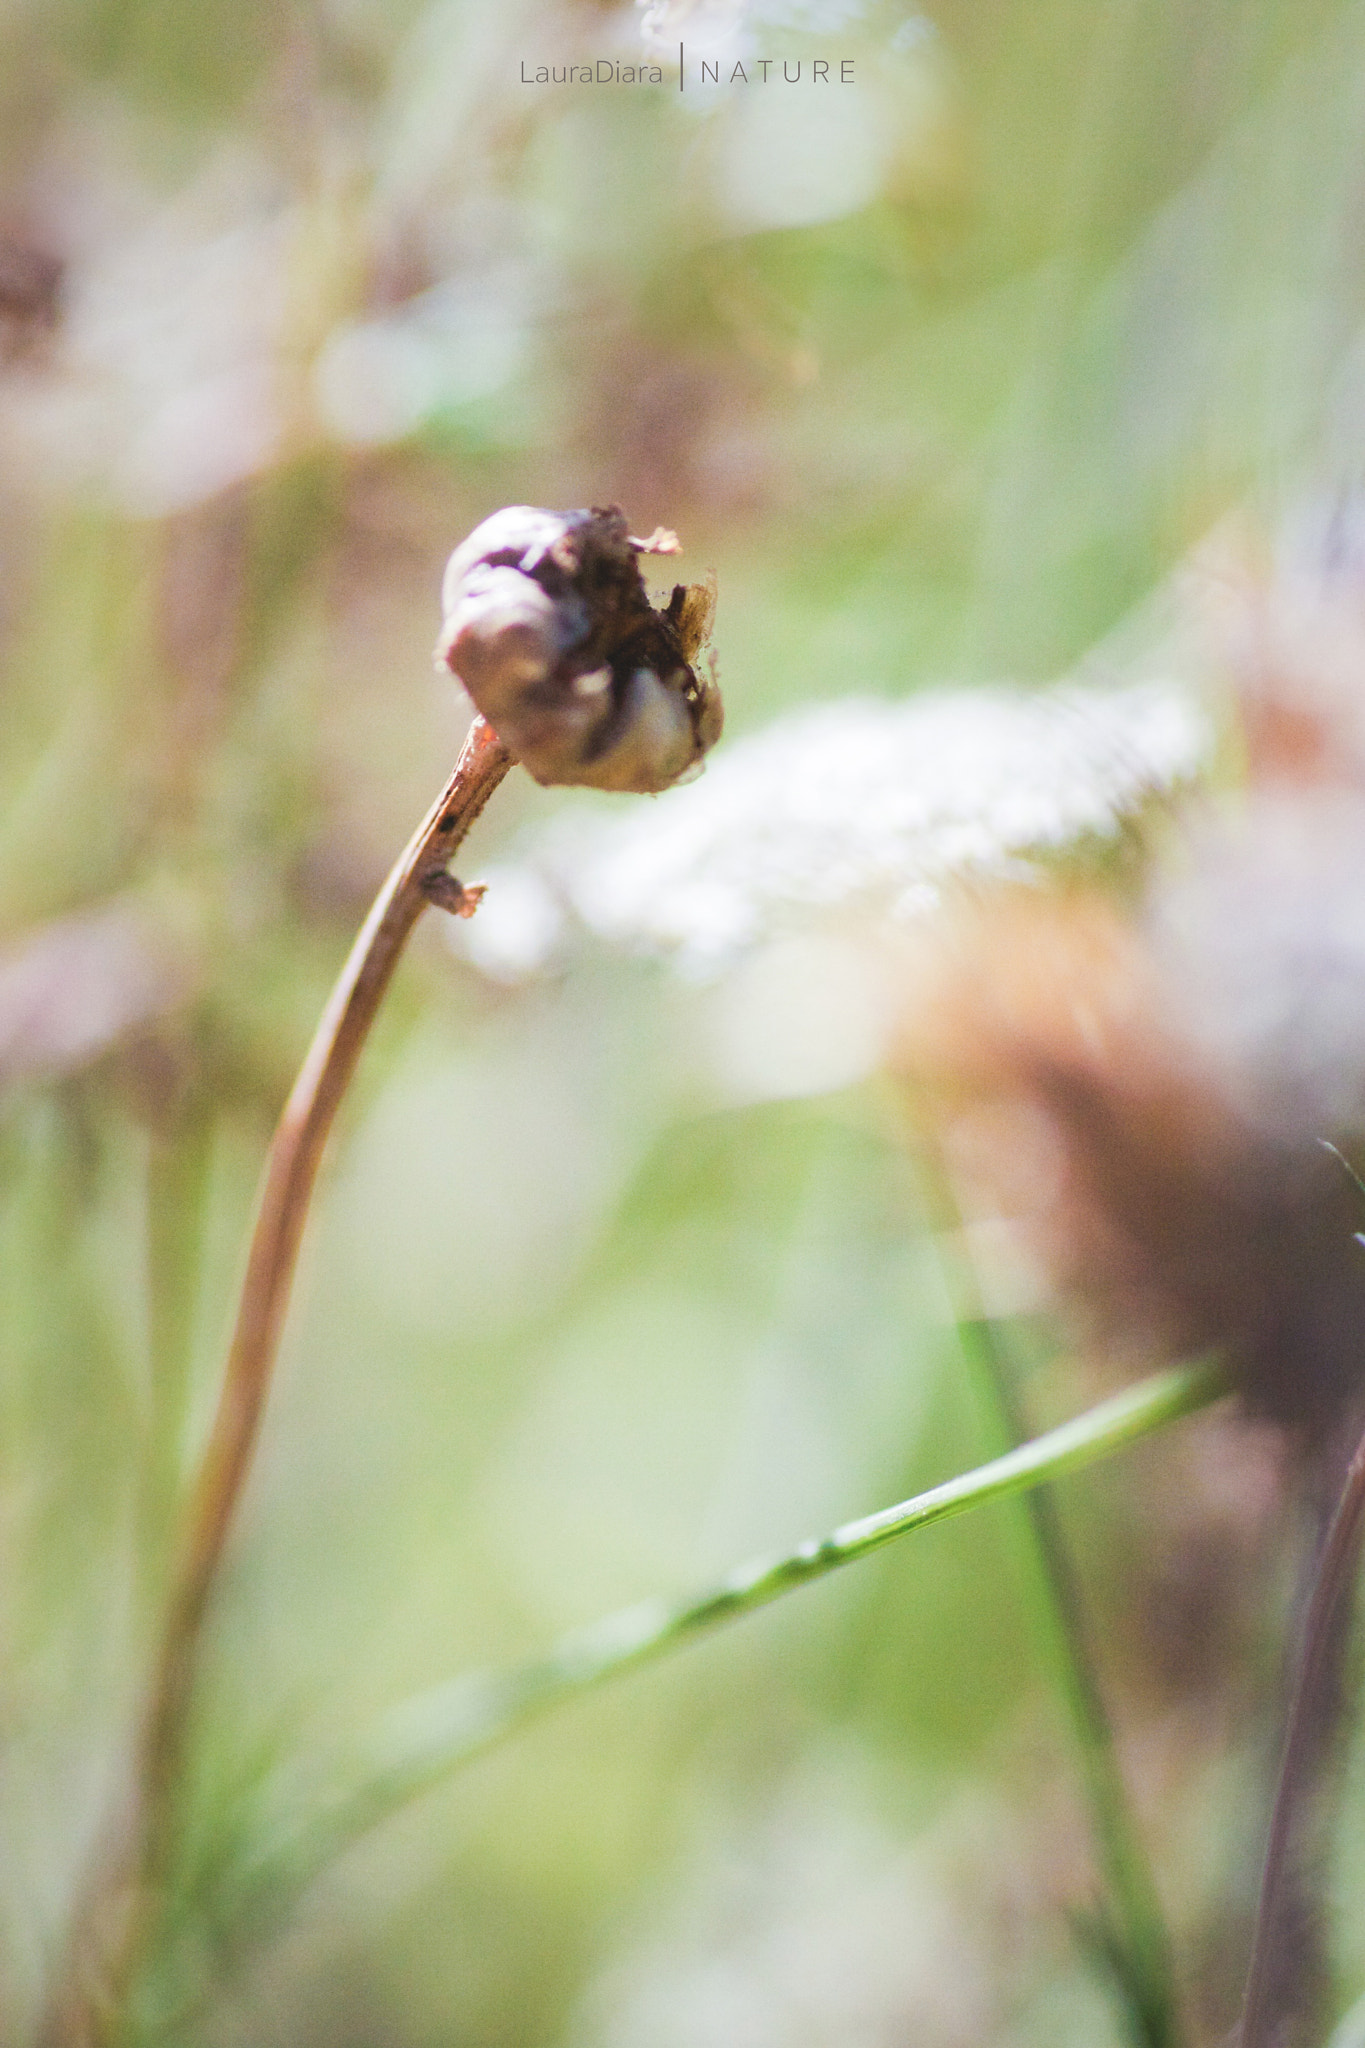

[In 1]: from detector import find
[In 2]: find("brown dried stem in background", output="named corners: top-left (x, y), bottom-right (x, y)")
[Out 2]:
top-left (44, 718), bottom-right (512, 2046)
top-left (1239, 1410), bottom-right (1365, 2048)
top-left (139, 716), bottom-right (513, 1854)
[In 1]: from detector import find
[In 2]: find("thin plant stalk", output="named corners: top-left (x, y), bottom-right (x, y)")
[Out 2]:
top-left (141, 715), bottom-right (512, 1839)
top-left (51, 717), bottom-right (512, 2044)
top-left (230, 1357), bottom-right (1225, 1923)
top-left (1240, 1409), bottom-right (1365, 2048)
top-left (923, 1150), bottom-right (1181, 2047)
top-left (930, 1198), bottom-right (1184, 2048)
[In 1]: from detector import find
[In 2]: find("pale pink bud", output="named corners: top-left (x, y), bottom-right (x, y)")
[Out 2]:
top-left (436, 505), bottom-right (722, 794)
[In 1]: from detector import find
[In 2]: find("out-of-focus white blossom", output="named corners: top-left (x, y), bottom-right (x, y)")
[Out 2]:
top-left (636, 0), bottom-right (749, 51)
top-left (714, 78), bottom-right (894, 231)
top-left (636, 0), bottom-right (871, 39)
top-left (313, 271), bottom-right (534, 448)
top-left (3, 124), bottom-right (300, 514)
top-left (454, 680), bottom-right (1211, 984)
top-left (0, 895), bottom-right (201, 1086)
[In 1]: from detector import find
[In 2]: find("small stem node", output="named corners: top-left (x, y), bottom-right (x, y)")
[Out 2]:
top-left (421, 872), bottom-right (485, 917)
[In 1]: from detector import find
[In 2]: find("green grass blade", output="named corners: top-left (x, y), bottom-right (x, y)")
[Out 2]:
top-left (927, 1190), bottom-right (1185, 2048)
top-left (238, 1357), bottom-right (1225, 1918)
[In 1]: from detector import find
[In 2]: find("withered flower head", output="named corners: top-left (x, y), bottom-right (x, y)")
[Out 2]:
top-left (436, 505), bottom-right (722, 794)
top-left (908, 885), bottom-right (1365, 1446)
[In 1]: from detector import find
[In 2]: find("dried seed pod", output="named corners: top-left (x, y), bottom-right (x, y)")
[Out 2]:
top-left (435, 505), bottom-right (722, 793)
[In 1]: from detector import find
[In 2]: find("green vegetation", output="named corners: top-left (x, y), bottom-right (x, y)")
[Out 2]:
top-left (1, 2), bottom-right (1363, 2041)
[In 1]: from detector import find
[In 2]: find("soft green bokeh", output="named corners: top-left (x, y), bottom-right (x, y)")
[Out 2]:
top-left (0, 0), bottom-right (1359, 2040)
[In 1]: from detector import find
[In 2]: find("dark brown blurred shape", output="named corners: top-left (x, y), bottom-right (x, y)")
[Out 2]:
top-left (900, 503), bottom-right (1365, 1448)
top-left (0, 232), bottom-right (61, 361)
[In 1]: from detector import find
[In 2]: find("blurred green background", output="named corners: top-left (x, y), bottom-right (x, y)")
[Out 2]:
top-left (0, 0), bottom-right (1363, 2040)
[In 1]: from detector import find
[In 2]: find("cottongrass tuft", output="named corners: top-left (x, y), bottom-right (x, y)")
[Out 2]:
top-left (454, 680), bottom-right (1211, 984)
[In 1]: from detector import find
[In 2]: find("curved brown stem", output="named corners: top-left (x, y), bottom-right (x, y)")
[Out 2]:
top-left (1239, 1412), bottom-right (1365, 2048)
top-left (142, 716), bottom-right (511, 1825)
top-left (46, 716), bottom-right (513, 2043)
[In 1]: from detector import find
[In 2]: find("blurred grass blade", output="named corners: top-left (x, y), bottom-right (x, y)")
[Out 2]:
top-left (241, 1358), bottom-right (1225, 1922)
top-left (934, 1203), bottom-right (1184, 2048)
